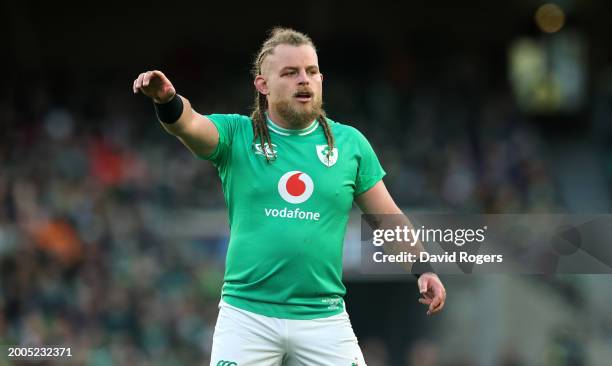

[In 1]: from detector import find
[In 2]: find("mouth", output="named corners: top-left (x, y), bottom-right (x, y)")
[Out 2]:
top-left (294, 91), bottom-right (313, 103)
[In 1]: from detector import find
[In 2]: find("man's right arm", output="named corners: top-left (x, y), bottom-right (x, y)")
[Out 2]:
top-left (133, 70), bottom-right (219, 158)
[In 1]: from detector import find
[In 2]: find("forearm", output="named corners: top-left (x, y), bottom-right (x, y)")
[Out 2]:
top-left (154, 94), bottom-right (218, 158)
top-left (368, 213), bottom-right (432, 274)
top-left (158, 95), bottom-right (195, 137)
top-left (357, 182), bottom-right (434, 275)
top-left (134, 70), bottom-right (218, 157)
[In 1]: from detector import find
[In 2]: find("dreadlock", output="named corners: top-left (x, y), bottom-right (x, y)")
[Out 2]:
top-left (250, 27), bottom-right (334, 163)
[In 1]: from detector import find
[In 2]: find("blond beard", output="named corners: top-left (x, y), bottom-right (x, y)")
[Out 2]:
top-left (274, 96), bottom-right (323, 129)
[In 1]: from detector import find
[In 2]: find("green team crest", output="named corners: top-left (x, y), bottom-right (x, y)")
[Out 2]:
top-left (316, 144), bottom-right (338, 167)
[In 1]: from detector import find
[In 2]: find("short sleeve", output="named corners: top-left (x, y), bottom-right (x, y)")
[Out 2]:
top-left (353, 129), bottom-right (386, 196)
top-left (199, 114), bottom-right (242, 165)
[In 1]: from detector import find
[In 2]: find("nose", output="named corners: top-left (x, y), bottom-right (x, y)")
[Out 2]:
top-left (296, 69), bottom-right (309, 85)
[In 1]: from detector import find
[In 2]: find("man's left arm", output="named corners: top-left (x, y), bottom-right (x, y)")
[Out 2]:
top-left (355, 181), bottom-right (447, 316)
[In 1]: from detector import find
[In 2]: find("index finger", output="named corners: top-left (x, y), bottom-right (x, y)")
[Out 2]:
top-left (428, 285), bottom-right (446, 314)
top-left (133, 73), bottom-right (144, 93)
top-left (134, 72), bottom-right (146, 93)
top-left (143, 71), bottom-right (153, 87)
top-left (428, 293), bottom-right (442, 315)
top-left (429, 299), bottom-right (445, 315)
top-left (144, 70), bottom-right (166, 86)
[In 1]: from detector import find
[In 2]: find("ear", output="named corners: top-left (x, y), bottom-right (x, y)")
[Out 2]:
top-left (320, 73), bottom-right (324, 83)
top-left (254, 75), bottom-right (269, 95)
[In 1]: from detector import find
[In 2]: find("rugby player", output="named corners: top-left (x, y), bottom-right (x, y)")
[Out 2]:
top-left (133, 27), bottom-right (446, 366)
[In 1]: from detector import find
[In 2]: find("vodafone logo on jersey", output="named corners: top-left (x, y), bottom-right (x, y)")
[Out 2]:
top-left (265, 171), bottom-right (320, 221)
top-left (278, 171), bottom-right (314, 204)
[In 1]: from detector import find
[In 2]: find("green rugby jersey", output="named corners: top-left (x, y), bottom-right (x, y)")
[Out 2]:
top-left (201, 113), bottom-right (385, 319)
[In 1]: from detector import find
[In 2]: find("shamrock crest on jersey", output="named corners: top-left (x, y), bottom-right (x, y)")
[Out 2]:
top-left (316, 144), bottom-right (338, 167)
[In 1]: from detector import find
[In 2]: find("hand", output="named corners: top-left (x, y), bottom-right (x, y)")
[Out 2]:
top-left (132, 70), bottom-right (176, 104)
top-left (417, 273), bottom-right (446, 316)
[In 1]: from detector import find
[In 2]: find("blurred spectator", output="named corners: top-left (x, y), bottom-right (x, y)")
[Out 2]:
top-left (405, 339), bottom-right (440, 366)
top-left (361, 337), bottom-right (389, 366)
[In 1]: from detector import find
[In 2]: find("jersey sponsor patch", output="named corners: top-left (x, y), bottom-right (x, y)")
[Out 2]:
top-left (316, 144), bottom-right (338, 167)
top-left (277, 171), bottom-right (314, 204)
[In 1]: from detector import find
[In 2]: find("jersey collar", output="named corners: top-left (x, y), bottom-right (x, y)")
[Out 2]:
top-left (266, 114), bottom-right (319, 136)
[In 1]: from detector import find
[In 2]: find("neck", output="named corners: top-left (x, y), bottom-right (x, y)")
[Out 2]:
top-left (267, 108), bottom-right (314, 130)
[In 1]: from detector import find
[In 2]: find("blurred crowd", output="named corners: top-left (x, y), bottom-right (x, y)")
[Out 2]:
top-left (0, 48), bottom-right (600, 365)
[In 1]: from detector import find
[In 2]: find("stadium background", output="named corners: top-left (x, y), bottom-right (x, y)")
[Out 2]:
top-left (2, 0), bottom-right (612, 365)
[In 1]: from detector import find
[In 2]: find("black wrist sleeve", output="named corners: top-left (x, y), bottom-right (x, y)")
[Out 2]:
top-left (153, 94), bottom-right (184, 124)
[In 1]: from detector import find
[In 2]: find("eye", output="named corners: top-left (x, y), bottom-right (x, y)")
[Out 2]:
top-left (282, 70), bottom-right (297, 77)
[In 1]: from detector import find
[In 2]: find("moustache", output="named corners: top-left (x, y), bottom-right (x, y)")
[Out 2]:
top-left (293, 89), bottom-right (314, 97)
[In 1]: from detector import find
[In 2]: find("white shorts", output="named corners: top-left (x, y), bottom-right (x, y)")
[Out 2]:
top-left (209, 300), bottom-right (367, 366)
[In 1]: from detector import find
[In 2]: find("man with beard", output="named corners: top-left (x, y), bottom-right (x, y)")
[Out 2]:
top-left (133, 28), bottom-right (446, 366)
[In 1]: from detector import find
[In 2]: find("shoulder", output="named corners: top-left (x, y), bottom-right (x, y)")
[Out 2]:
top-left (205, 114), bottom-right (253, 138)
top-left (207, 113), bottom-right (252, 125)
